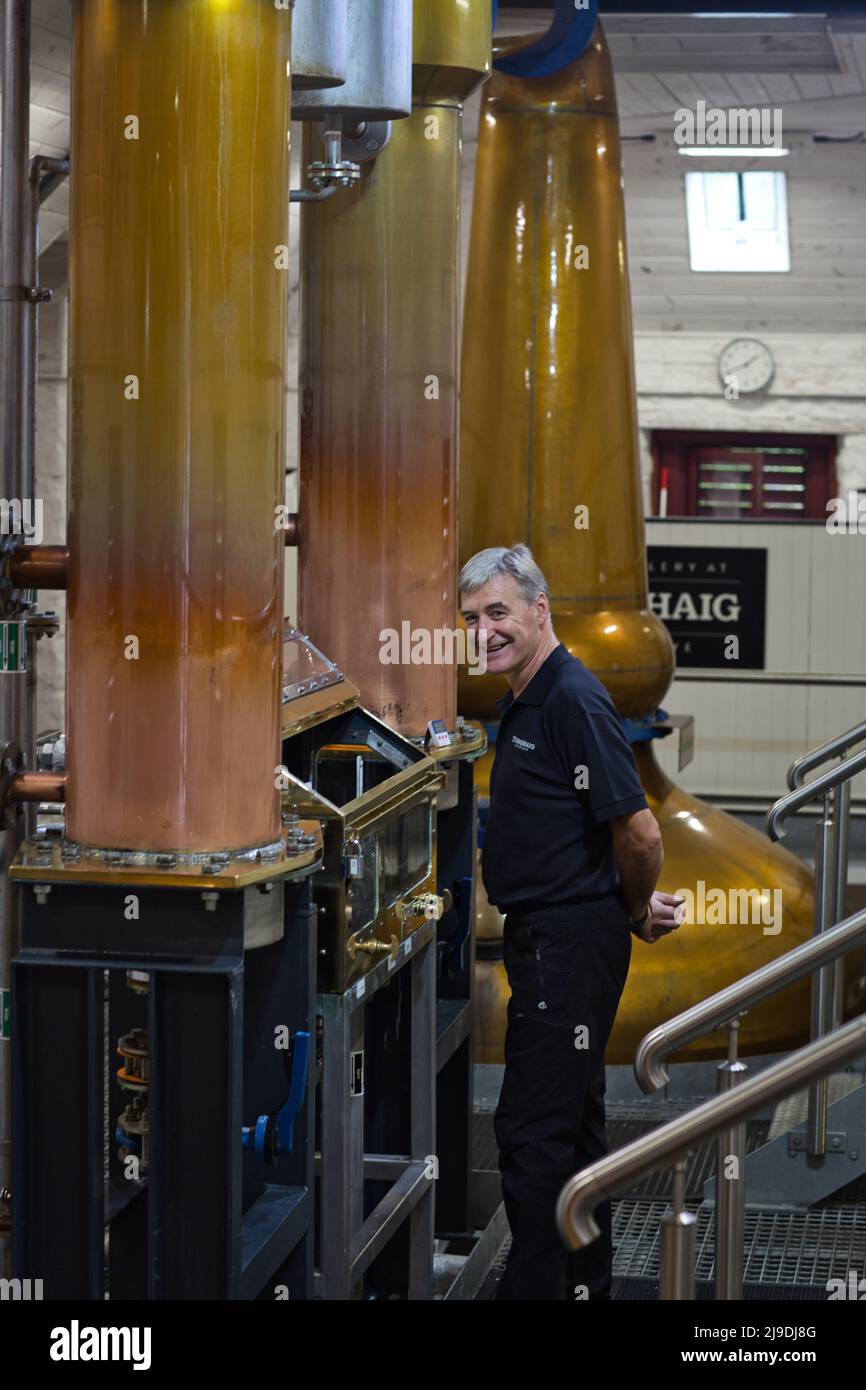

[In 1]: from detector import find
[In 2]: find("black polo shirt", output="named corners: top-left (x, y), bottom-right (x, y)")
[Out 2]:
top-left (482, 642), bottom-right (648, 913)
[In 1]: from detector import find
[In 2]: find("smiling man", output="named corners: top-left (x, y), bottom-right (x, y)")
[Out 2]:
top-left (459, 542), bottom-right (683, 1302)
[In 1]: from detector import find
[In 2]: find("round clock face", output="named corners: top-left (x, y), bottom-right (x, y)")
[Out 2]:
top-left (718, 338), bottom-right (775, 395)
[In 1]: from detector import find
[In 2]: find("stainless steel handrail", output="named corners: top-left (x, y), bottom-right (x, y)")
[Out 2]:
top-left (766, 745), bottom-right (866, 842)
top-left (635, 904), bottom-right (866, 1092)
top-left (787, 717), bottom-right (866, 791)
top-left (589, 728), bottom-right (866, 1299)
top-left (619, 731), bottom-right (866, 1299)
top-left (558, 1014), bottom-right (866, 1264)
top-left (768, 742), bottom-right (866, 1152)
top-left (786, 720), bottom-right (866, 1039)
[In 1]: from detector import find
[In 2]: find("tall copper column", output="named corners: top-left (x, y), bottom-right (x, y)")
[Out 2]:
top-left (298, 0), bottom-right (491, 738)
top-left (461, 26), bottom-right (826, 1062)
top-left (459, 28), bottom-right (673, 721)
top-left (66, 0), bottom-right (291, 852)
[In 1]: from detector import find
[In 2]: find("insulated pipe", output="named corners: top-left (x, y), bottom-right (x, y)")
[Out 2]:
top-left (298, 0), bottom-right (491, 737)
top-left (292, 0), bottom-right (347, 92)
top-left (292, 0), bottom-right (413, 121)
top-left (66, 0), bottom-right (292, 852)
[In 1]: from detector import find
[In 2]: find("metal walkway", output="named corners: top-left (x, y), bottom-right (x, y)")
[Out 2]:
top-left (472, 1099), bottom-right (866, 1300)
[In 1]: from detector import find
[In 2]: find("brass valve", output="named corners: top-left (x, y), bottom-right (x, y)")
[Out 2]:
top-left (399, 889), bottom-right (453, 924)
top-left (347, 933), bottom-right (399, 962)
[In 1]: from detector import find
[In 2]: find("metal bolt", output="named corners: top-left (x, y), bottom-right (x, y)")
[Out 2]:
top-left (33, 883), bottom-right (51, 905)
top-left (201, 891), bottom-right (220, 912)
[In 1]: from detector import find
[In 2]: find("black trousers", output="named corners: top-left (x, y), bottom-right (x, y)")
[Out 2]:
top-left (493, 894), bottom-right (633, 1301)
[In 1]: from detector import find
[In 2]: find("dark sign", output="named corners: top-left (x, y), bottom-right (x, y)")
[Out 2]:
top-left (647, 545), bottom-right (767, 669)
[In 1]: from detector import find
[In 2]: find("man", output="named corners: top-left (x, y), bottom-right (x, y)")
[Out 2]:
top-left (459, 542), bottom-right (684, 1302)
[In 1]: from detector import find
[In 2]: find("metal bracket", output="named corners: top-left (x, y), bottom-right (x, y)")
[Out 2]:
top-left (0, 284), bottom-right (52, 303)
top-left (787, 1128), bottom-right (848, 1156)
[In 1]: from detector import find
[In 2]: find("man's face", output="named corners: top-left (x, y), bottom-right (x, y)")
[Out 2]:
top-left (459, 575), bottom-right (549, 678)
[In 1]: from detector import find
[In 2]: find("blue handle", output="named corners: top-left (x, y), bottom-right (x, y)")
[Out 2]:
top-left (241, 1029), bottom-right (311, 1163)
top-left (275, 1029), bottom-right (311, 1157)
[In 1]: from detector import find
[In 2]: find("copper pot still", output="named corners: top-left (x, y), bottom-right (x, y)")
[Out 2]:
top-left (458, 24), bottom-right (854, 1063)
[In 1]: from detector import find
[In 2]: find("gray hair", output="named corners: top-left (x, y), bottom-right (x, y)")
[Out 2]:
top-left (458, 543), bottom-right (550, 606)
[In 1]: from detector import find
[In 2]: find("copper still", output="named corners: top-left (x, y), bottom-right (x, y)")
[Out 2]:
top-left (461, 24), bottom-right (824, 1063)
top-left (298, 0), bottom-right (491, 739)
top-left (66, 0), bottom-right (291, 853)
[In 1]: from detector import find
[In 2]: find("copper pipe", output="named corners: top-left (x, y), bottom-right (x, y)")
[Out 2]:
top-left (66, 1), bottom-right (292, 852)
top-left (10, 771), bottom-right (65, 802)
top-left (9, 544), bottom-right (68, 589)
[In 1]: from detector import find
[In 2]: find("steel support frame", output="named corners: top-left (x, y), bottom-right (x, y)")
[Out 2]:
top-left (12, 878), bottom-right (315, 1299)
top-left (318, 919), bottom-right (436, 1300)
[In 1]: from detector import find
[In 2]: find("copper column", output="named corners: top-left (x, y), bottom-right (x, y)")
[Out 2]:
top-left (298, 0), bottom-right (491, 738)
top-left (461, 25), bottom-right (822, 1062)
top-left (66, 0), bottom-right (292, 852)
top-left (459, 27), bottom-right (674, 721)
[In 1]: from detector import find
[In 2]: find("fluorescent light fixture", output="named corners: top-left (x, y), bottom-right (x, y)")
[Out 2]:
top-left (679, 147), bottom-right (789, 157)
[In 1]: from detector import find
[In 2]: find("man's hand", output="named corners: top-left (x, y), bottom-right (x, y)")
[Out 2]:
top-left (632, 890), bottom-right (687, 945)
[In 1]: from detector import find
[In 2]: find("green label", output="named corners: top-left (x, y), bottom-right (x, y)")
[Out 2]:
top-left (0, 622), bottom-right (26, 673)
top-left (0, 989), bottom-right (9, 1040)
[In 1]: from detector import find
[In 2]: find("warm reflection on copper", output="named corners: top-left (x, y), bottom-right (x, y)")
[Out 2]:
top-left (9, 546), bottom-right (68, 589)
top-left (66, 0), bottom-right (291, 851)
top-left (298, 0), bottom-right (491, 738)
top-left (459, 24), bottom-right (829, 1064)
top-left (458, 26), bottom-right (673, 719)
top-left (10, 772), bottom-right (66, 803)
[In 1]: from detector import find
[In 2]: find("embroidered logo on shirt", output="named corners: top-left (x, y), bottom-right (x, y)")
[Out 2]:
top-left (511, 735), bottom-right (536, 751)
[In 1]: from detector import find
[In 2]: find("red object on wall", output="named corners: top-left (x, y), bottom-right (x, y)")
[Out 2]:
top-left (650, 431), bottom-right (837, 521)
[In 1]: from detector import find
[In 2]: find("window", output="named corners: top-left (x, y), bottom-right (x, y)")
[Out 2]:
top-left (685, 170), bottom-right (790, 272)
top-left (652, 432), bottom-right (836, 521)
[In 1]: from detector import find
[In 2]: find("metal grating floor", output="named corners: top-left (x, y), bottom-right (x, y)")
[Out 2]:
top-left (473, 1098), bottom-right (866, 1297)
top-left (613, 1200), bottom-right (866, 1287)
top-left (473, 1104), bottom-right (770, 1201)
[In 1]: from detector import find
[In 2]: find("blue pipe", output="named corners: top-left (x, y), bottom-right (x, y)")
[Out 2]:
top-left (493, 0), bottom-right (599, 79)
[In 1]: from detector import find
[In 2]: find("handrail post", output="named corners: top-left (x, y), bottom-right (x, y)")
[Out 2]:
top-left (831, 775), bottom-right (851, 1029)
top-left (715, 1020), bottom-right (747, 1300)
top-left (808, 796), bottom-right (835, 1156)
top-left (660, 1156), bottom-right (695, 1300)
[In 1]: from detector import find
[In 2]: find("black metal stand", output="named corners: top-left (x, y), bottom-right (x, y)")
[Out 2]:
top-left (12, 876), bottom-right (315, 1299)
